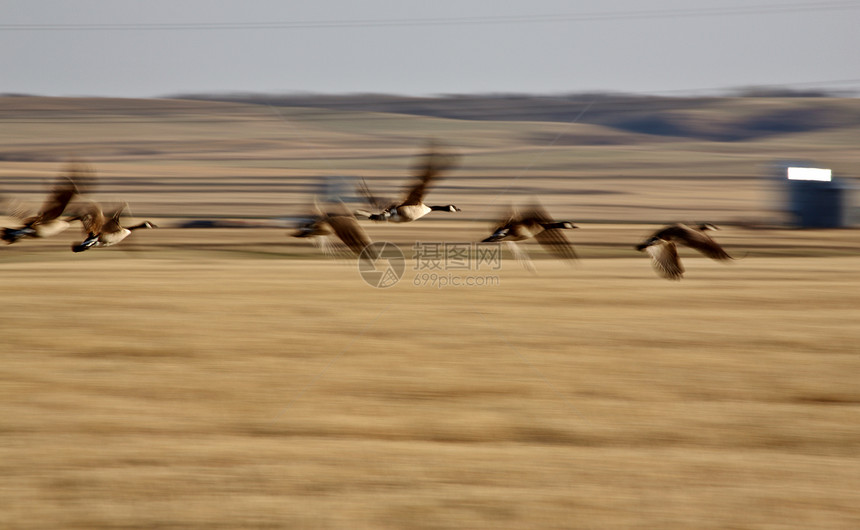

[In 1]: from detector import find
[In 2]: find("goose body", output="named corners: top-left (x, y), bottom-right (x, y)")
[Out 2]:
top-left (26, 218), bottom-right (71, 239)
top-left (4, 217), bottom-right (73, 242)
top-left (2, 164), bottom-right (89, 244)
top-left (356, 145), bottom-right (459, 223)
top-left (482, 204), bottom-right (578, 270)
top-left (97, 227), bottom-right (133, 247)
top-left (484, 218), bottom-right (568, 243)
top-left (387, 203), bottom-right (432, 223)
top-left (636, 223), bottom-right (732, 280)
top-left (71, 202), bottom-right (155, 252)
top-left (293, 200), bottom-right (374, 259)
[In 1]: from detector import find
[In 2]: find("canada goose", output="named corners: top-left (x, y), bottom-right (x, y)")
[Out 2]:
top-left (482, 203), bottom-right (578, 270)
top-left (355, 145), bottom-right (460, 223)
top-left (70, 202), bottom-right (156, 252)
top-left (292, 199), bottom-right (376, 259)
top-left (635, 223), bottom-right (732, 280)
top-left (1, 163), bottom-right (92, 244)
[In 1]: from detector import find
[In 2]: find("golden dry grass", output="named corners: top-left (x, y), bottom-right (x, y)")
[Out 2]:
top-left (1, 97), bottom-right (860, 528)
top-left (2, 250), bottom-right (860, 529)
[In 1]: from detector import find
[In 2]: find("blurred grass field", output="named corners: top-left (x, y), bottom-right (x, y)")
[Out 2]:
top-left (1, 97), bottom-right (859, 528)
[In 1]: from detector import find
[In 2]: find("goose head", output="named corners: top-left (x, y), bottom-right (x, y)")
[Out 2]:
top-left (128, 220), bottom-right (157, 231)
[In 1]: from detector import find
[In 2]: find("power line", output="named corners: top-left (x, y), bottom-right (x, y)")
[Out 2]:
top-left (1, 2), bottom-right (858, 31)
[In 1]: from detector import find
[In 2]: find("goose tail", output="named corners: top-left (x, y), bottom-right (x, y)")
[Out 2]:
top-left (2, 228), bottom-right (21, 244)
top-left (2, 227), bottom-right (32, 244)
top-left (72, 233), bottom-right (99, 253)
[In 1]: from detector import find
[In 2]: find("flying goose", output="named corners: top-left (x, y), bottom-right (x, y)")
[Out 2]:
top-left (481, 203), bottom-right (578, 270)
top-left (355, 145), bottom-right (460, 223)
top-left (635, 223), bottom-right (732, 280)
top-left (70, 202), bottom-right (156, 252)
top-left (292, 199), bottom-right (377, 260)
top-left (2, 163), bottom-right (92, 244)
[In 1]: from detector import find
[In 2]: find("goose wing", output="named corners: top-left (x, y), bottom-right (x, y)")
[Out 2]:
top-left (401, 146), bottom-right (457, 206)
top-left (534, 228), bottom-right (578, 260)
top-left (295, 196), bottom-right (329, 227)
top-left (519, 203), bottom-right (577, 260)
top-left (100, 204), bottom-right (127, 234)
top-left (357, 177), bottom-right (396, 212)
top-left (73, 201), bottom-right (107, 235)
top-left (645, 240), bottom-right (684, 280)
top-left (488, 204), bottom-right (519, 233)
top-left (519, 202), bottom-right (553, 225)
top-left (36, 176), bottom-right (77, 223)
top-left (481, 205), bottom-right (521, 242)
top-left (65, 162), bottom-right (97, 194)
top-left (4, 197), bottom-right (33, 222)
top-left (321, 201), bottom-right (372, 256)
top-left (505, 241), bottom-right (536, 274)
top-left (668, 225), bottom-right (732, 261)
top-left (325, 214), bottom-right (372, 257)
top-left (37, 162), bottom-right (97, 223)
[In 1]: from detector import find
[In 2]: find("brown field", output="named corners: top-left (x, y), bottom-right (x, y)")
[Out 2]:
top-left (1, 97), bottom-right (859, 528)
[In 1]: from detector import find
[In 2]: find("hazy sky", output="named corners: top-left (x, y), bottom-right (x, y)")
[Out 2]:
top-left (2, 0), bottom-right (859, 98)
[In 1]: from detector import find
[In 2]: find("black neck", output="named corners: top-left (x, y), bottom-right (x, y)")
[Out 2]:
top-left (430, 205), bottom-right (453, 211)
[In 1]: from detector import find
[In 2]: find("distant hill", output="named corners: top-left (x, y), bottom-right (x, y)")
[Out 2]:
top-left (174, 92), bottom-right (860, 142)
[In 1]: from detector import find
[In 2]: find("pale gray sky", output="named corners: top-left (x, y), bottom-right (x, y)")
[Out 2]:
top-left (2, 0), bottom-right (859, 97)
